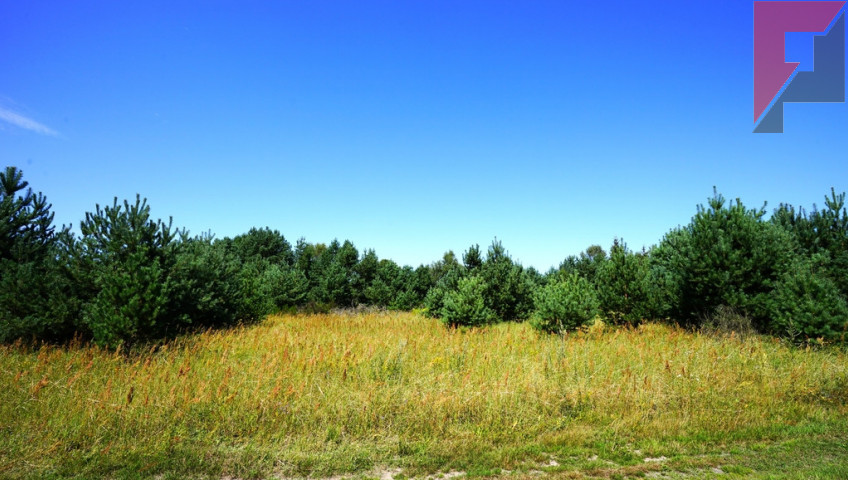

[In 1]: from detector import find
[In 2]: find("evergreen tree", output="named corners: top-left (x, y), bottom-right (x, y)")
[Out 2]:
top-left (558, 245), bottom-right (607, 284)
top-left (531, 273), bottom-right (599, 333)
top-left (441, 275), bottom-right (496, 327)
top-left (0, 166), bottom-right (57, 263)
top-left (73, 196), bottom-right (181, 346)
top-left (657, 190), bottom-right (798, 331)
top-left (772, 188), bottom-right (848, 299)
top-left (353, 249), bottom-right (380, 304)
top-left (0, 167), bottom-right (74, 342)
top-left (230, 227), bottom-right (294, 266)
top-left (478, 240), bottom-right (534, 321)
top-left (595, 239), bottom-right (657, 325)
top-left (424, 253), bottom-right (465, 318)
top-left (462, 244), bottom-right (483, 271)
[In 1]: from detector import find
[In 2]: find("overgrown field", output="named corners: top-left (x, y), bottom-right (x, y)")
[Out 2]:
top-left (2, 311), bottom-right (847, 479)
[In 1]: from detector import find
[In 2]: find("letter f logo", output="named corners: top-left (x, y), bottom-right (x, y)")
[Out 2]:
top-left (754, 1), bottom-right (846, 133)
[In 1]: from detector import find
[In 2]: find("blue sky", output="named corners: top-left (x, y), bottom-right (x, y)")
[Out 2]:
top-left (1, 1), bottom-right (847, 270)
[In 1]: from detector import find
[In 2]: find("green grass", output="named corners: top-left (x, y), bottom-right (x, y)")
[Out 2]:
top-left (1, 311), bottom-right (847, 479)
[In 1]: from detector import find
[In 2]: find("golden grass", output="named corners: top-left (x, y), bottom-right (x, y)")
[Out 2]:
top-left (1, 311), bottom-right (847, 478)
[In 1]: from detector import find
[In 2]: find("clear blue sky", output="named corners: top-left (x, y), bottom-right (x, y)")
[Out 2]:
top-left (1, 1), bottom-right (846, 271)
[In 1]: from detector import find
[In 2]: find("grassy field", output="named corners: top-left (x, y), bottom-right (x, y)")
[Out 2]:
top-left (1, 311), bottom-right (847, 479)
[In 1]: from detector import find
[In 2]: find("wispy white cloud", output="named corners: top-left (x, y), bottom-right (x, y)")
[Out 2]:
top-left (0, 107), bottom-right (58, 136)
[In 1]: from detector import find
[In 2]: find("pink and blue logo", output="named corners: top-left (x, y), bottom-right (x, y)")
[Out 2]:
top-left (754, 1), bottom-right (846, 132)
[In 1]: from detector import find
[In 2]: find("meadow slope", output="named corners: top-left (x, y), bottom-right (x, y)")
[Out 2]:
top-left (1, 311), bottom-right (847, 479)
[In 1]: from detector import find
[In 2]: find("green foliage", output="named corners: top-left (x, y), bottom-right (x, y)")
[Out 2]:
top-left (0, 167), bottom-right (74, 342)
top-left (524, 266), bottom-right (544, 287)
top-left (73, 196), bottom-right (181, 346)
top-left (462, 244), bottom-right (483, 271)
top-left (0, 166), bottom-right (57, 262)
top-left (428, 241), bottom-right (534, 325)
top-left (363, 261), bottom-right (430, 310)
top-left (293, 237), bottom-right (317, 279)
top-left (169, 237), bottom-right (262, 327)
top-left (656, 190), bottom-right (798, 330)
top-left (772, 188), bottom-right (848, 299)
top-left (353, 249), bottom-right (380, 304)
top-left (595, 239), bottom-right (659, 325)
top-left (423, 255), bottom-right (465, 318)
top-left (261, 263), bottom-right (309, 313)
top-left (644, 229), bottom-right (686, 320)
top-left (530, 273), bottom-right (599, 333)
top-left (558, 245), bottom-right (607, 283)
top-left (4, 168), bottom-right (848, 346)
top-left (0, 251), bottom-right (77, 342)
top-left (68, 198), bottom-right (266, 347)
top-left (301, 239), bottom-right (359, 307)
top-left (394, 265), bottom-right (433, 310)
top-left (768, 256), bottom-right (848, 342)
top-left (440, 275), bottom-right (496, 327)
top-left (478, 240), bottom-right (534, 321)
top-left (363, 259), bottom-right (402, 307)
top-left (230, 227), bottom-right (294, 266)
top-left (427, 250), bottom-right (461, 285)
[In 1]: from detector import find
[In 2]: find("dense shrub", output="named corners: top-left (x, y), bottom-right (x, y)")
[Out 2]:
top-left (353, 249), bottom-right (380, 304)
top-left (66, 197), bottom-right (269, 347)
top-left (0, 250), bottom-right (77, 342)
top-left (530, 273), bottom-right (599, 333)
top-left (440, 275), bottom-right (496, 327)
top-left (389, 265), bottom-right (432, 310)
top-left (363, 260), bottom-right (418, 309)
top-left (426, 241), bottom-right (533, 323)
top-left (595, 239), bottom-right (658, 325)
top-left (230, 227), bottom-right (294, 266)
top-left (0, 167), bottom-right (56, 262)
top-left (424, 266), bottom-right (464, 318)
top-left (427, 251), bottom-right (461, 284)
top-left (462, 244), bottom-right (483, 271)
top-left (302, 239), bottom-right (359, 307)
top-left (643, 230), bottom-right (686, 321)
top-left (767, 256), bottom-right (848, 342)
top-left (169, 237), bottom-right (264, 326)
top-left (557, 245), bottom-right (607, 283)
top-left (261, 263), bottom-right (309, 313)
top-left (656, 191), bottom-right (798, 330)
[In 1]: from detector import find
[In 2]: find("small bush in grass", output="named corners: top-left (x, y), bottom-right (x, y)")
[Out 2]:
top-left (423, 266), bottom-right (463, 319)
top-left (530, 273), bottom-right (599, 333)
top-left (440, 275), bottom-right (496, 327)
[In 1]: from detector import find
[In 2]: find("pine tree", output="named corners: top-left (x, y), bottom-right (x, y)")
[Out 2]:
top-left (0, 166), bottom-right (57, 262)
top-left (0, 167), bottom-right (72, 342)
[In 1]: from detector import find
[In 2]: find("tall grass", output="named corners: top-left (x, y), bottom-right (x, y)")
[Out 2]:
top-left (1, 311), bottom-right (847, 479)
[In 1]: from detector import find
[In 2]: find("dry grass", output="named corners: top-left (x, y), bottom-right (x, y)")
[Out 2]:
top-left (1, 311), bottom-right (847, 479)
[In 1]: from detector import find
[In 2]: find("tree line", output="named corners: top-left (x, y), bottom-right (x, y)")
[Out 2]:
top-left (2, 166), bottom-right (846, 347)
